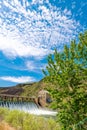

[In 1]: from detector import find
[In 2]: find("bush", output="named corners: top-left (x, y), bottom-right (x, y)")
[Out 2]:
top-left (0, 107), bottom-right (9, 121)
top-left (5, 110), bottom-right (25, 130)
top-left (0, 108), bottom-right (60, 130)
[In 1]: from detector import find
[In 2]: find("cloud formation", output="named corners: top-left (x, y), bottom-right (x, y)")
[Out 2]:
top-left (0, 35), bottom-right (48, 58)
top-left (0, 0), bottom-right (81, 59)
top-left (0, 76), bottom-right (35, 83)
top-left (26, 60), bottom-right (47, 72)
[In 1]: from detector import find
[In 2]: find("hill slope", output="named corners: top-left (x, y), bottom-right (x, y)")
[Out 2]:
top-left (0, 80), bottom-right (51, 97)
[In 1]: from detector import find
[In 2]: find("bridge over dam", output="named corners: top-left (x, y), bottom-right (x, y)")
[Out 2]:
top-left (0, 94), bottom-right (39, 107)
top-left (0, 90), bottom-right (52, 107)
top-left (0, 94), bottom-right (36, 102)
top-left (0, 93), bottom-right (57, 116)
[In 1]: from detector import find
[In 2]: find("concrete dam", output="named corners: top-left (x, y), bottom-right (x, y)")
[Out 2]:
top-left (0, 94), bottom-right (57, 116)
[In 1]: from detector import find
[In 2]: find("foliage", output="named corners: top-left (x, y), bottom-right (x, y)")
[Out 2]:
top-left (0, 107), bottom-right (8, 120)
top-left (0, 108), bottom-right (60, 130)
top-left (42, 31), bottom-right (87, 129)
top-left (5, 110), bottom-right (25, 129)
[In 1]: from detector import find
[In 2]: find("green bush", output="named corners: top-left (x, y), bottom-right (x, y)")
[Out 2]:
top-left (0, 107), bottom-right (9, 120)
top-left (0, 108), bottom-right (60, 130)
top-left (5, 110), bottom-right (25, 129)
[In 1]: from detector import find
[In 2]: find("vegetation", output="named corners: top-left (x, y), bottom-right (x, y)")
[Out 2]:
top-left (0, 107), bottom-right (60, 130)
top-left (42, 31), bottom-right (87, 130)
top-left (0, 31), bottom-right (87, 130)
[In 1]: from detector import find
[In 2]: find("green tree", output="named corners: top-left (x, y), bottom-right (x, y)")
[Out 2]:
top-left (42, 31), bottom-right (87, 130)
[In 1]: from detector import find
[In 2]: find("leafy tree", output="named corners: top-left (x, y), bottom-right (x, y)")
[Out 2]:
top-left (42, 31), bottom-right (87, 130)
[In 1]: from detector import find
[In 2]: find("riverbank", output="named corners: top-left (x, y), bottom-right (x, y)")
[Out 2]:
top-left (0, 107), bottom-right (60, 130)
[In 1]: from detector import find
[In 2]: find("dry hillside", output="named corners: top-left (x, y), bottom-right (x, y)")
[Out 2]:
top-left (0, 80), bottom-right (52, 97)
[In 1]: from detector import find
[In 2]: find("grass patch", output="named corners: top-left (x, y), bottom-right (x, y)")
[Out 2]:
top-left (0, 107), bottom-right (60, 130)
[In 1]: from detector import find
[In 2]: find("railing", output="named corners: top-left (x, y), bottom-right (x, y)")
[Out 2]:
top-left (0, 94), bottom-right (36, 102)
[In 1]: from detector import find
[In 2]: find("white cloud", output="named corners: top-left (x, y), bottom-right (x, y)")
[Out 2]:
top-left (0, 35), bottom-right (48, 58)
top-left (26, 61), bottom-right (37, 71)
top-left (0, 76), bottom-right (35, 83)
top-left (26, 60), bottom-right (47, 72)
top-left (0, 0), bottom-right (82, 59)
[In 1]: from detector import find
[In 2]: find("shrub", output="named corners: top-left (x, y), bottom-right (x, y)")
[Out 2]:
top-left (1, 109), bottom-right (60, 130)
top-left (0, 107), bottom-right (9, 121)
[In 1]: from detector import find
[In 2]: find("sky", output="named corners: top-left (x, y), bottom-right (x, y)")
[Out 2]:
top-left (0, 0), bottom-right (87, 87)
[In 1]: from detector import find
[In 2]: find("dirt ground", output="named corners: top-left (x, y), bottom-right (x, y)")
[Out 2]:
top-left (0, 121), bottom-right (16, 130)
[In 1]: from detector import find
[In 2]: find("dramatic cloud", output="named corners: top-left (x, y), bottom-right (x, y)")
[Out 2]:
top-left (0, 35), bottom-right (48, 58)
top-left (0, 0), bottom-right (86, 87)
top-left (0, 76), bottom-right (35, 83)
top-left (0, 0), bottom-right (81, 59)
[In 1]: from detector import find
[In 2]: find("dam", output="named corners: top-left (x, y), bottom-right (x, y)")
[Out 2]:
top-left (0, 94), bottom-right (57, 116)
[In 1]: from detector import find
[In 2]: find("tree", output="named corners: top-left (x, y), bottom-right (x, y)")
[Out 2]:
top-left (42, 31), bottom-right (87, 130)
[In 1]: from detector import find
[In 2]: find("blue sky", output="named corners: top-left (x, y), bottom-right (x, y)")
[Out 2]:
top-left (0, 0), bottom-right (87, 87)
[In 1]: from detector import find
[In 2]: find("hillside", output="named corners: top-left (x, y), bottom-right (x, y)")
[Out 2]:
top-left (0, 80), bottom-right (51, 97)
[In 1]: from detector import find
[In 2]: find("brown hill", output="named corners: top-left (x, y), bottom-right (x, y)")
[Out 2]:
top-left (0, 80), bottom-right (51, 97)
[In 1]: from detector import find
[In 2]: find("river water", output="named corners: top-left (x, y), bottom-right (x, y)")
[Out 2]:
top-left (0, 101), bottom-right (57, 116)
